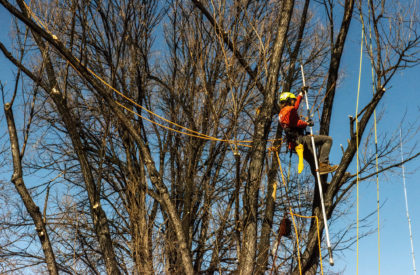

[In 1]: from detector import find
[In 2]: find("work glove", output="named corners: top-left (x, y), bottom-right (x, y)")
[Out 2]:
top-left (307, 119), bottom-right (314, 127)
top-left (300, 86), bottom-right (309, 94)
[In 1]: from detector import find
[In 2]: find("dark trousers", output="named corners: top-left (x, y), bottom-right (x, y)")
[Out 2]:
top-left (297, 135), bottom-right (333, 163)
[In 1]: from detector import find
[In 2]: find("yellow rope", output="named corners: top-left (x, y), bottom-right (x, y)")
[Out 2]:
top-left (117, 101), bottom-right (253, 147)
top-left (290, 212), bottom-right (324, 275)
top-left (355, 26), bottom-right (364, 275)
top-left (274, 150), bottom-right (301, 274)
top-left (272, 150), bottom-right (324, 275)
top-left (289, 210), bottom-right (302, 275)
top-left (22, 1), bottom-right (288, 148)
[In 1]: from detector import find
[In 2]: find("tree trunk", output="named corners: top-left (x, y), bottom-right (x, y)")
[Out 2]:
top-left (257, 2), bottom-right (310, 271)
top-left (239, 1), bottom-right (295, 274)
top-left (319, 0), bottom-right (355, 136)
top-left (4, 103), bottom-right (59, 275)
top-left (11, 1), bottom-right (122, 273)
top-left (290, 1), bottom-right (355, 273)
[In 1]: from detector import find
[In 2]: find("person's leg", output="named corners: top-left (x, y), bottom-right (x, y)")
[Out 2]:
top-left (298, 135), bottom-right (313, 156)
top-left (312, 135), bottom-right (332, 163)
top-left (298, 135), bottom-right (332, 162)
top-left (299, 135), bottom-right (336, 174)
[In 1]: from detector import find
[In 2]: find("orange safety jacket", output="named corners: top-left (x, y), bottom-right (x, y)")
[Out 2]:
top-left (278, 95), bottom-right (308, 149)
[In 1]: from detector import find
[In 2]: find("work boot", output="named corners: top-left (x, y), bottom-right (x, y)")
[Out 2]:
top-left (318, 162), bottom-right (338, 175)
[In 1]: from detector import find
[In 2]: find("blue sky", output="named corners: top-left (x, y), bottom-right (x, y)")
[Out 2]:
top-left (1, 3), bottom-right (419, 275)
top-left (325, 14), bottom-right (420, 275)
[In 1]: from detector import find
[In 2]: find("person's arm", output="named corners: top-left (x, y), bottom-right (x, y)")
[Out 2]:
top-left (294, 94), bottom-right (303, 109)
top-left (296, 118), bottom-right (308, 128)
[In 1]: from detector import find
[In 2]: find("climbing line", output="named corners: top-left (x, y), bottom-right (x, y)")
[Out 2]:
top-left (360, 7), bottom-right (382, 273)
top-left (367, 13), bottom-right (381, 274)
top-left (268, 148), bottom-right (324, 275)
top-left (22, 0), bottom-right (288, 149)
top-left (117, 101), bottom-right (253, 147)
top-left (290, 211), bottom-right (324, 275)
top-left (399, 129), bottom-right (417, 275)
top-left (355, 25), bottom-right (364, 275)
top-left (372, 48), bottom-right (382, 275)
top-left (270, 147), bottom-right (302, 275)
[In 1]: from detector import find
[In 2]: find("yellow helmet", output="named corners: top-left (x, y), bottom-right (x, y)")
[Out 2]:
top-left (279, 92), bottom-right (296, 102)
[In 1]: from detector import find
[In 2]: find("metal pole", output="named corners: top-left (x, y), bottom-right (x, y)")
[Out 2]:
top-left (400, 129), bottom-right (417, 275)
top-left (300, 65), bottom-right (334, 266)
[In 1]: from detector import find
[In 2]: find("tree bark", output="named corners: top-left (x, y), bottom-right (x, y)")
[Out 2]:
top-left (239, 1), bottom-right (295, 274)
top-left (3, 1), bottom-right (123, 273)
top-left (0, 2), bottom-right (195, 273)
top-left (319, 0), bottom-right (355, 136)
top-left (256, 2), bottom-right (310, 272)
top-left (4, 103), bottom-right (59, 275)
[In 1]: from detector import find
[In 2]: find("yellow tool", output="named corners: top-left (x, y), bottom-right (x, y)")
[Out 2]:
top-left (295, 144), bottom-right (304, 173)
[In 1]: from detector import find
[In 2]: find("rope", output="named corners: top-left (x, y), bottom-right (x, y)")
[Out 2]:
top-left (268, 149), bottom-right (324, 275)
top-left (400, 129), bottom-right (417, 275)
top-left (117, 101), bottom-right (253, 147)
top-left (20, 1), bottom-right (288, 148)
top-left (361, 9), bottom-right (382, 272)
top-left (355, 25), bottom-right (364, 275)
top-left (290, 212), bottom-right (324, 275)
top-left (23, 5), bottom-right (327, 274)
top-left (270, 149), bottom-right (302, 275)
top-left (360, 4), bottom-right (384, 271)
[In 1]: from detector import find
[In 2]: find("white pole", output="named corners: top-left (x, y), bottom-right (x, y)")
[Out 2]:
top-left (300, 65), bottom-right (334, 266)
top-left (400, 129), bottom-right (417, 275)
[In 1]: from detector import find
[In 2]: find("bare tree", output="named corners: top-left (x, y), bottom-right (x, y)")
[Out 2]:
top-left (0, 0), bottom-right (419, 274)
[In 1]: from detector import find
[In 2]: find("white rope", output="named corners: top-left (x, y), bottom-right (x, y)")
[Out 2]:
top-left (399, 129), bottom-right (417, 275)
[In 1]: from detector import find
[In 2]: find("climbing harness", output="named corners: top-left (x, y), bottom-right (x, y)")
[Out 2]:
top-left (300, 65), bottom-right (334, 266)
top-left (280, 107), bottom-right (307, 174)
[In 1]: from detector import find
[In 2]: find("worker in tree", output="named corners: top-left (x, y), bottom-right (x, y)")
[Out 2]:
top-left (278, 88), bottom-right (338, 175)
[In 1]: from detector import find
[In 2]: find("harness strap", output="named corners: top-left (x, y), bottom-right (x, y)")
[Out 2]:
top-left (283, 127), bottom-right (306, 150)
